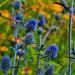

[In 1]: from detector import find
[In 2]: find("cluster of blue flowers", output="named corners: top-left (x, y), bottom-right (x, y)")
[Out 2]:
top-left (0, 0), bottom-right (60, 75)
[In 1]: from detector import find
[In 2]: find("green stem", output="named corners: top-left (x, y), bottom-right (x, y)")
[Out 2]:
top-left (38, 34), bottom-right (42, 75)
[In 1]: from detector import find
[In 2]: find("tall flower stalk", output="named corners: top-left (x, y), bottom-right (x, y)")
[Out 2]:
top-left (69, 0), bottom-right (74, 75)
top-left (12, 0), bottom-right (23, 75)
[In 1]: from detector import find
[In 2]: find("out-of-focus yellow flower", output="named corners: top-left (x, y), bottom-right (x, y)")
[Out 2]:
top-left (23, 12), bottom-right (29, 16)
top-left (27, 68), bottom-right (32, 75)
top-left (48, 4), bottom-right (63, 14)
top-left (0, 10), bottom-right (10, 18)
top-left (0, 55), bottom-right (2, 60)
top-left (17, 38), bottom-right (23, 44)
top-left (45, 13), bottom-right (51, 19)
top-left (21, 67), bottom-right (32, 75)
top-left (16, 56), bottom-right (20, 60)
top-left (31, 43), bottom-right (36, 48)
top-left (0, 46), bottom-right (8, 52)
top-left (39, 10), bottom-right (51, 19)
top-left (21, 70), bottom-right (25, 75)
top-left (48, 1), bottom-right (53, 4)
top-left (31, 5), bottom-right (40, 10)
top-left (72, 14), bottom-right (75, 21)
top-left (8, 36), bottom-right (23, 44)
top-left (62, 14), bottom-right (69, 20)
top-left (39, 10), bottom-right (46, 15)
top-left (0, 34), bottom-right (5, 40)
top-left (0, 17), bottom-right (3, 21)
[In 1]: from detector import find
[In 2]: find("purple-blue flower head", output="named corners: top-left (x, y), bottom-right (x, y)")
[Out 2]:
top-left (45, 44), bottom-right (58, 59)
top-left (38, 19), bottom-right (47, 26)
top-left (38, 14), bottom-right (45, 20)
top-left (13, 0), bottom-right (21, 9)
top-left (38, 14), bottom-right (47, 26)
top-left (25, 19), bottom-right (38, 31)
top-left (15, 13), bottom-right (23, 22)
top-left (1, 56), bottom-right (10, 70)
top-left (24, 33), bottom-right (34, 45)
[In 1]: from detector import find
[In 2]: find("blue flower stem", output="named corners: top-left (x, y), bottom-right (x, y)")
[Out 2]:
top-left (69, 0), bottom-right (74, 75)
top-left (64, 37), bottom-right (75, 75)
top-left (24, 44), bottom-right (28, 75)
top-left (41, 65), bottom-right (50, 75)
top-left (38, 34), bottom-right (42, 75)
top-left (15, 43), bottom-right (27, 75)
top-left (12, 51), bottom-right (17, 75)
top-left (15, 56), bottom-right (21, 75)
top-left (5, 70), bottom-right (8, 75)
top-left (62, 0), bottom-right (68, 7)
top-left (14, 25), bottom-right (18, 42)
top-left (41, 28), bottom-right (51, 48)
top-left (38, 28), bottom-right (51, 75)
top-left (12, 1), bottom-right (16, 74)
top-left (24, 53), bottom-right (27, 75)
top-left (64, 59), bottom-right (73, 75)
top-left (39, 58), bottom-right (49, 75)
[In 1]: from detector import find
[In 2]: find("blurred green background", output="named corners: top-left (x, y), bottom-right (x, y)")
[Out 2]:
top-left (0, 0), bottom-right (75, 75)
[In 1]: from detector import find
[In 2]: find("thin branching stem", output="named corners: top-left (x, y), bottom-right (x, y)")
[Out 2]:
top-left (38, 34), bottom-right (42, 75)
top-left (41, 28), bottom-right (51, 48)
top-left (39, 58), bottom-right (49, 75)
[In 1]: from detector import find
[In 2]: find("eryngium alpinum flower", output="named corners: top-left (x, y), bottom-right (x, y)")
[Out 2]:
top-left (1, 56), bottom-right (10, 70)
top-left (45, 44), bottom-right (58, 59)
top-left (25, 19), bottom-right (38, 31)
top-left (24, 33), bottom-right (34, 45)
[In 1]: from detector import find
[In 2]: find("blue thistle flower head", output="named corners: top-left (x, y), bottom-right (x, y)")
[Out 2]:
top-left (45, 44), bottom-right (58, 59)
top-left (38, 19), bottom-right (47, 26)
top-left (38, 14), bottom-right (47, 26)
top-left (25, 19), bottom-right (38, 31)
top-left (15, 13), bottom-right (24, 22)
top-left (13, 0), bottom-right (21, 9)
top-left (1, 56), bottom-right (10, 70)
top-left (38, 14), bottom-right (45, 20)
top-left (37, 28), bottom-right (44, 35)
top-left (24, 33), bottom-right (34, 45)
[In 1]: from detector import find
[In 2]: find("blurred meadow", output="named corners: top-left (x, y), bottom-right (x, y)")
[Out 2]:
top-left (0, 0), bottom-right (75, 75)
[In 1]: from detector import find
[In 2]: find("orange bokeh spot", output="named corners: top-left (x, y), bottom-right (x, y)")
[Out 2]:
top-left (0, 34), bottom-right (5, 40)
top-left (0, 46), bottom-right (8, 52)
